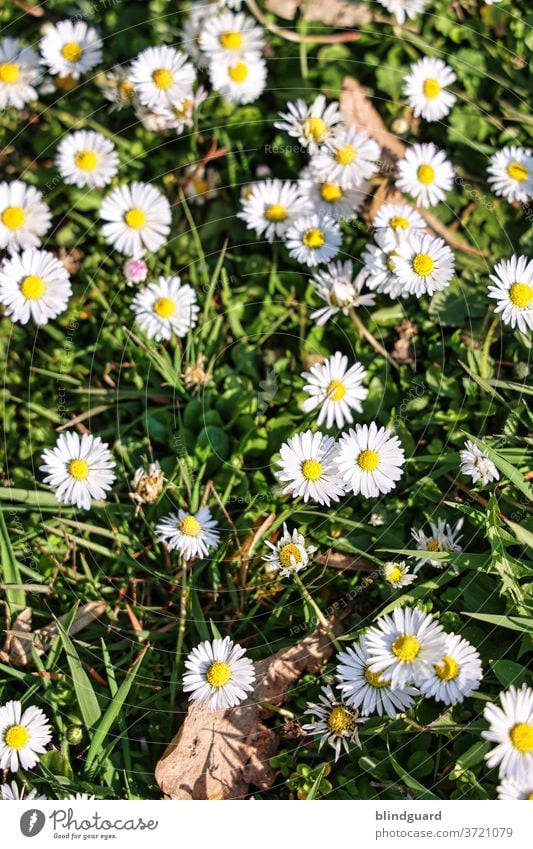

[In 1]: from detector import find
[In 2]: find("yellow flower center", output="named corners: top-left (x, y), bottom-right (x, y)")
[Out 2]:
top-left (279, 543), bottom-right (302, 569)
top-left (265, 203), bottom-right (287, 222)
top-left (219, 31), bottom-right (243, 50)
top-left (326, 379), bottom-right (346, 401)
top-left (327, 705), bottom-right (356, 734)
top-left (357, 449), bottom-right (380, 472)
top-left (206, 660), bottom-right (231, 688)
top-left (304, 116), bottom-right (327, 142)
top-left (390, 215), bottom-right (409, 230)
top-left (74, 149), bottom-right (99, 171)
top-left (228, 62), bottom-right (248, 83)
top-left (434, 655), bottom-right (460, 681)
top-left (57, 74), bottom-right (77, 91)
top-left (124, 208), bottom-right (147, 229)
top-left (320, 182), bottom-right (343, 202)
top-left (193, 178), bottom-right (209, 194)
top-left (2, 205), bottom-right (26, 230)
top-left (423, 78), bottom-right (441, 99)
top-left (303, 228), bottom-right (325, 249)
top-left (118, 80), bottom-right (135, 101)
top-left (61, 42), bottom-right (84, 63)
top-left (528, 793), bottom-right (533, 800)
top-left (509, 282), bottom-right (533, 309)
top-left (426, 538), bottom-right (441, 552)
top-left (507, 161), bottom-right (528, 182)
top-left (21, 275), bottom-right (46, 300)
top-left (69, 458), bottom-right (90, 481)
top-left (301, 459), bottom-right (322, 481)
top-left (335, 144), bottom-right (356, 166)
top-left (364, 665), bottom-right (390, 688)
top-left (154, 297), bottom-right (176, 318)
top-left (4, 724), bottom-right (30, 749)
top-left (417, 164), bottom-right (435, 185)
top-left (391, 634), bottom-right (421, 662)
top-left (386, 566), bottom-right (403, 583)
top-left (179, 515), bottom-right (201, 537)
top-left (0, 62), bottom-right (20, 84)
top-left (509, 723), bottom-right (533, 754)
top-left (412, 253), bottom-right (435, 277)
top-left (386, 251), bottom-right (399, 272)
top-left (152, 68), bottom-right (173, 89)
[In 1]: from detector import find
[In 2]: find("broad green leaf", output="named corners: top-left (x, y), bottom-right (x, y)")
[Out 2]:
top-left (56, 620), bottom-right (102, 731)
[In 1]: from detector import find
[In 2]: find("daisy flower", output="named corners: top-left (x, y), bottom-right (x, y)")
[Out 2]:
top-left (284, 213), bottom-right (342, 267)
top-left (377, 0), bottom-right (429, 24)
top-left (67, 793), bottom-right (95, 800)
top-left (459, 439), bottom-right (500, 486)
top-left (419, 632), bottom-right (482, 706)
top-left (310, 127), bottom-right (381, 190)
top-left (497, 777), bottom-right (533, 801)
top-left (99, 64), bottom-right (137, 111)
top-left (156, 507), bottom-right (220, 559)
top-left (199, 11), bottom-right (264, 59)
top-left (488, 255), bottom-right (533, 334)
top-left (183, 164), bottom-right (221, 206)
top-left (263, 523), bottom-right (317, 578)
top-left (364, 607), bottom-right (447, 689)
top-left (298, 169), bottom-right (369, 222)
top-left (100, 182), bottom-right (171, 257)
top-left (130, 46), bottom-right (196, 108)
top-left (403, 57), bottom-right (456, 122)
top-left (392, 232), bottom-right (455, 297)
top-left (40, 20), bottom-right (102, 80)
top-left (381, 560), bottom-right (416, 589)
top-left (0, 701), bottom-right (51, 772)
top-left (154, 87), bottom-right (208, 134)
top-left (373, 202), bottom-right (426, 241)
top-left (302, 685), bottom-right (363, 762)
top-left (208, 54), bottom-right (267, 105)
top-left (182, 636), bottom-right (256, 711)
top-left (129, 461), bottom-right (165, 509)
top-left (275, 95), bottom-right (343, 154)
top-left (336, 639), bottom-right (419, 718)
top-left (483, 684), bottom-right (533, 782)
top-left (40, 432), bottom-right (116, 511)
top-left (123, 258), bottom-right (148, 286)
top-left (361, 230), bottom-right (409, 299)
top-left (0, 180), bottom-right (51, 253)
top-left (237, 179), bottom-right (312, 242)
top-left (131, 275), bottom-right (199, 342)
top-left (411, 517), bottom-right (463, 570)
top-left (276, 429), bottom-right (345, 506)
top-left (1, 781), bottom-right (46, 801)
top-left (301, 351), bottom-right (368, 430)
top-left (310, 261), bottom-right (376, 326)
top-left (396, 142), bottom-right (454, 207)
top-left (334, 422), bottom-right (405, 498)
top-left (0, 37), bottom-right (42, 109)
top-left (487, 146), bottom-right (533, 204)
top-left (0, 248), bottom-right (71, 326)
top-left (55, 130), bottom-right (119, 189)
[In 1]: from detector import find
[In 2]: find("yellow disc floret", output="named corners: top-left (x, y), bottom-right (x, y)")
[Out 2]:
top-left (303, 228), bottom-right (325, 249)
top-left (21, 275), bottom-right (46, 300)
top-left (327, 705), bottom-right (356, 734)
top-left (423, 78), bottom-right (441, 99)
top-left (228, 63), bottom-right (248, 83)
top-left (0, 62), bottom-right (20, 84)
top-left (434, 655), bottom-right (460, 681)
top-left (390, 215), bottom-right (409, 230)
top-left (320, 183), bottom-right (343, 203)
top-left (417, 164), bottom-right (435, 185)
top-left (364, 666), bottom-right (390, 688)
top-left (61, 42), bottom-right (84, 63)
top-left (74, 149), bottom-right (99, 171)
top-left (69, 458), bottom-right (90, 481)
top-left (507, 161), bottom-right (528, 182)
top-left (219, 31), bottom-right (243, 50)
top-left (509, 282), bottom-right (533, 309)
top-left (179, 515), bottom-right (201, 537)
top-left (279, 543), bottom-right (302, 569)
top-left (206, 660), bottom-right (231, 688)
top-left (152, 68), bottom-right (173, 89)
top-left (125, 208), bottom-right (147, 229)
top-left (265, 203), bottom-right (287, 222)
top-left (301, 459), bottom-right (322, 481)
top-left (4, 724), bottom-right (30, 749)
top-left (509, 723), bottom-right (533, 754)
top-left (154, 297), bottom-right (176, 318)
top-left (412, 253), bottom-right (435, 277)
top-left (357, 449), bottom-right (380, 472)
top-left (2, 206), bottom-right (25, 230)
top-left (304, 116), bottom-right (327, 143)
top-left (391, 634), bottom-right (421, 662)
top-left (327, 380), bottom-right (346, 401)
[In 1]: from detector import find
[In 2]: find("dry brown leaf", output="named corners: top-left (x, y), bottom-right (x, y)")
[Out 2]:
top-left (316, 550), bottom-right (375, 572)
top-left (392, 319), bottom-right (418, 366)
top-left (155, 623), bottom-right (340, 799)
top-left (2, 607), bottom-right (33, 666)
top-left (265, 0), bottom-right (371, 25)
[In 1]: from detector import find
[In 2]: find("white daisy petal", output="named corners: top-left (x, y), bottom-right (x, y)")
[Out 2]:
top-left (482, 684), bottom-right (533, 782)
top-left (0, 248), bottom-right (71, 326)
top-left (156, 506), bottom-right (220, 559)
top-left (40, 432), bottom-right (116, 511)
top-left (182, 635), bottom-right (255, 710)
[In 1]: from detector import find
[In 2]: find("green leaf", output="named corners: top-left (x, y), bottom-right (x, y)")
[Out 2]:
top-left (387, 748), bottom-right (440, 800)
top-left (56, 618), bottom-right (102, 731)
top-left (462, 611), bottom-right (533, 633)
top-left (0, 512), bottom-right (25, 609)
top-left (463, 432), bottom-right (532, 501)
top-left (490, 659), bottom-right (530, 688)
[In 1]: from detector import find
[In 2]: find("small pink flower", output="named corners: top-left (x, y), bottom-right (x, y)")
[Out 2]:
top-left (123, 258), bottom-right (148, 284)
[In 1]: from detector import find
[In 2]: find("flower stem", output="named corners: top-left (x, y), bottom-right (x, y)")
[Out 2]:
top-left (350, 309), bottom-right (399, 372)
top-left (292, 572), bottom-right (342, 652)
top-left (171, 557), bottom-right (189, 708)
top-left (481, 315), bottom-right (501, 379)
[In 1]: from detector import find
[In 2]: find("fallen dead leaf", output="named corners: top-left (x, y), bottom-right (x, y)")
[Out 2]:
top-left (392, 319), bottom-right (418, 366)
top-left (155, 622), bottom-right (340, 799)
top-left (316, 549), bottom-right (375, 572)
top-left (265, 0), bottom-right (371, 25)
